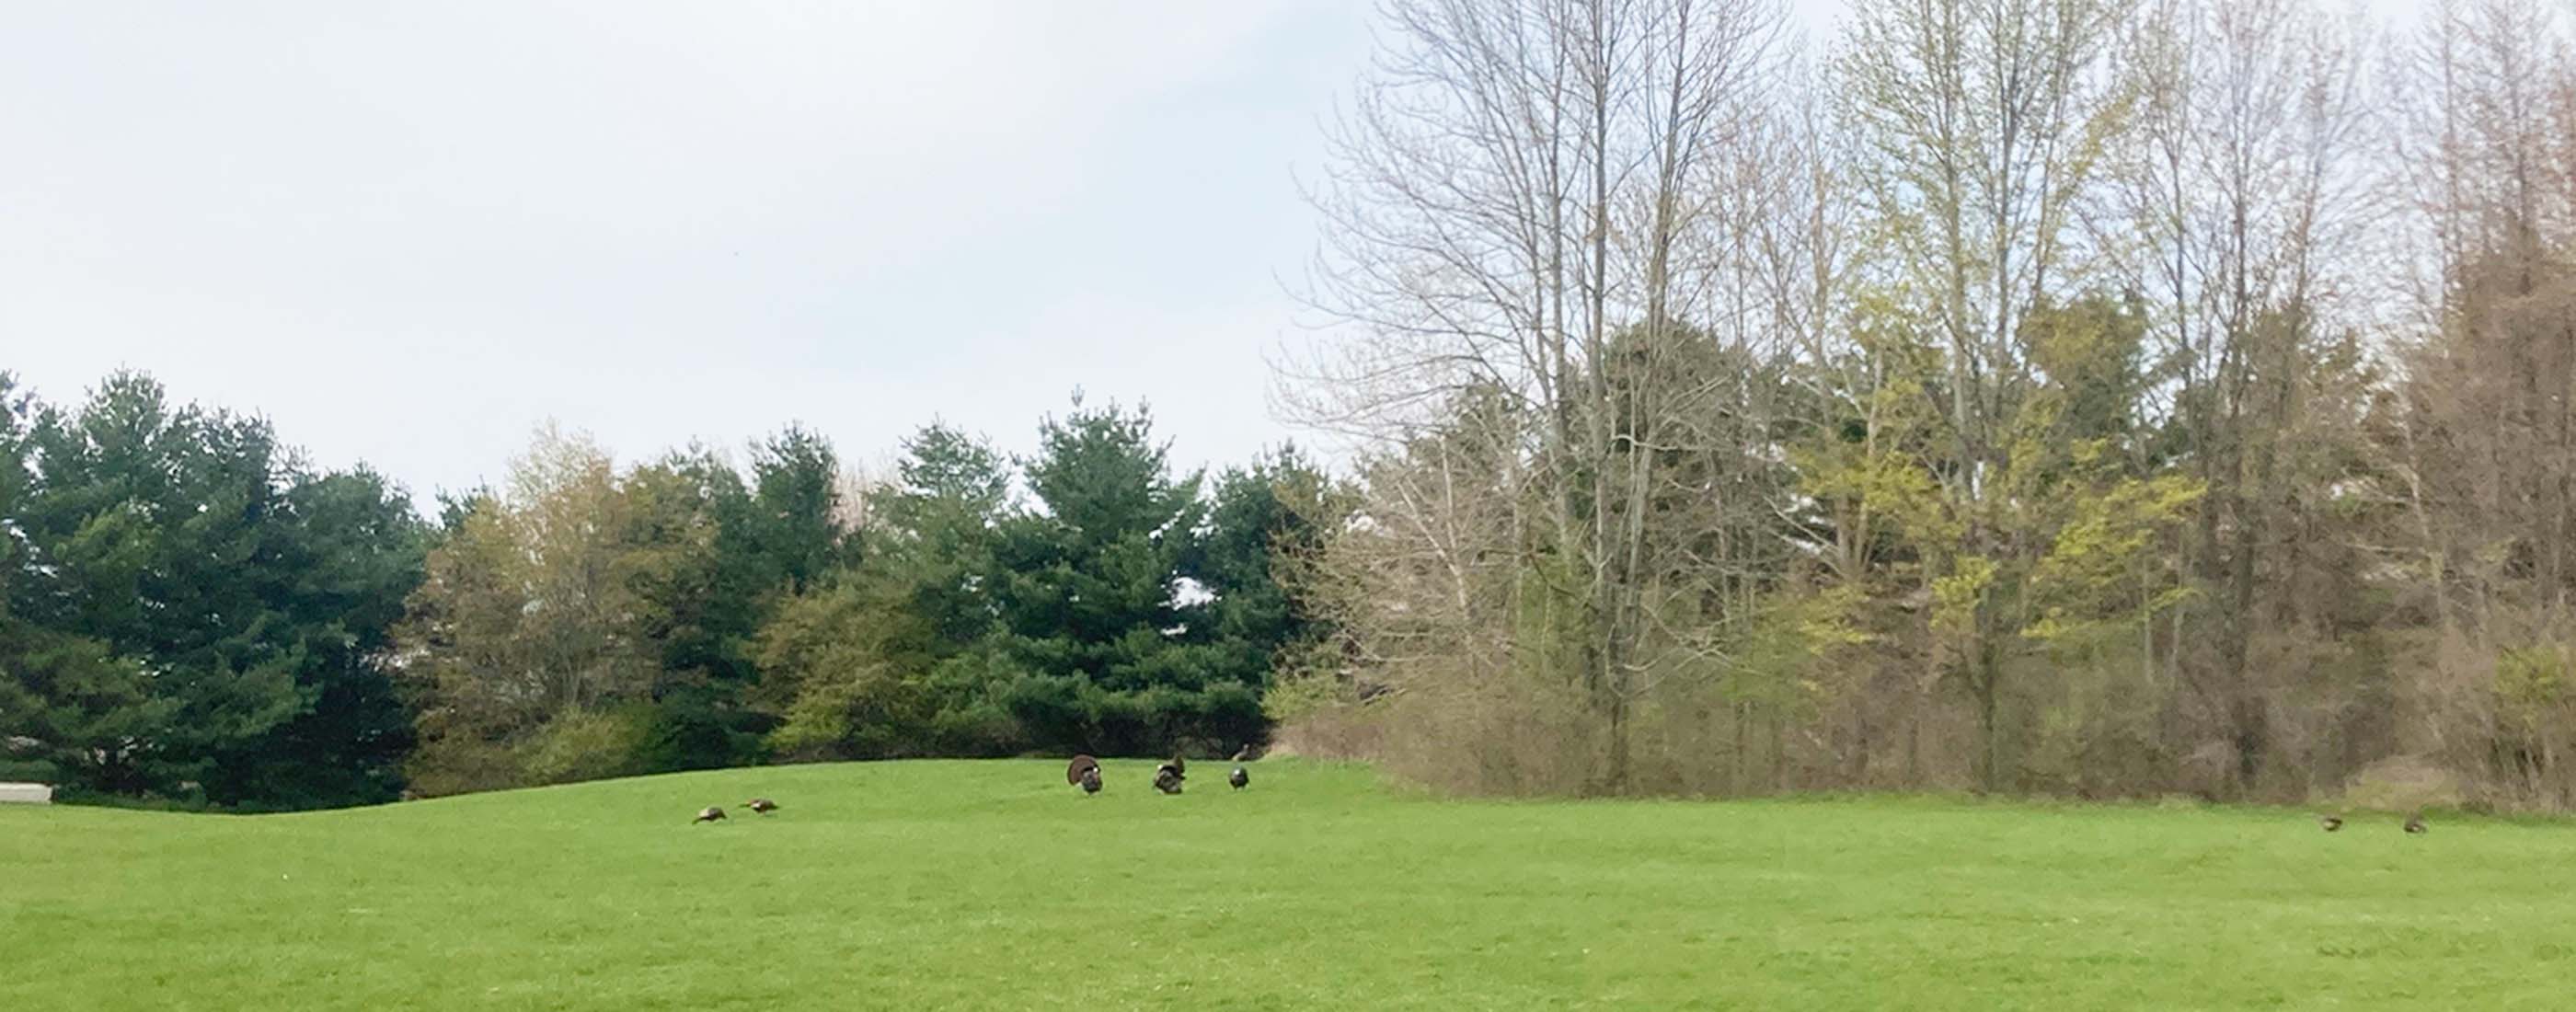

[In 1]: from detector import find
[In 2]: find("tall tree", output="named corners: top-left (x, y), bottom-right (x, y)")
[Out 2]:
top-left (1834, 0), bottom-right (2135, 788)
top-left (0, 373), bottom-right (167, 790)
top-left (760, 423), bottom-right (1012, 758)
top-left (1196, 445), bottom-right (1350, 697)
top-left (2382, 0), bottom-right (2576, 805)
top-left (1294, 0), bottom-right (1788, 791)
top-left (198, 467), bottom-right (428, 807)
top-left (398, 426), bottom-right (666, 794)
top-left (0, 373), bottom-right (424, 806)
top-left (990, 398), bottom-right (1253, 754)
top-left (2115, 0), bottom-right (2373, 794)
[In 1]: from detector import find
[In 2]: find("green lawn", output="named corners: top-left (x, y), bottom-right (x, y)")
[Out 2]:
top-left (2, 760), bottom-right (2567, 1010)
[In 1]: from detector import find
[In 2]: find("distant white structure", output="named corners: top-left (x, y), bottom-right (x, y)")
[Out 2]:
top-left (0, 783), bottom-right (53, 805)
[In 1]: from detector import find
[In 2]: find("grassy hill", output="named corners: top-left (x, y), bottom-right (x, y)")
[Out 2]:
top-left (2, 760), bottom-right (2569, 1009)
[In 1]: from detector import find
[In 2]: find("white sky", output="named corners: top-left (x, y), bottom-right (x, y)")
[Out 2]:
top-left (1, 0), bottom-right (2438, 502)
top-left (2, 1), bottom-right (1376, 498)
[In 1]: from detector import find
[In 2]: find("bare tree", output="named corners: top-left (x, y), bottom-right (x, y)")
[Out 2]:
top-left (1288, 0), bottom-right (1788, 792)
top-left (1274, 0), bottom-right (2576, 811)
top-left (2112, 0), bottom-right (2373, 795)
top-left (2382, 0), bottom-right (2576, 806)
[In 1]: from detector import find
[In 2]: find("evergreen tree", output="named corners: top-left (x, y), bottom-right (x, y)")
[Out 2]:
top-left (199, 468), bottom-right (428, 807)
top-left (631, 427), bottom-right (854, 771)
top-left (0, 373), bottom-right (425, 806)
top-left (1196, 445), bottom-right (1346, 694)
top-left (990, 398), bottom-right (1256, 754)
top-left (761, 423), bottom-right (1014, 758)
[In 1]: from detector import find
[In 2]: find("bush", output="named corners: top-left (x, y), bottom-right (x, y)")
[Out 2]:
top-left (637, 685), bottom-right (772, 773)
top-left (997, 673), bottom-right (1267, 756)
top-left (517, 706), bottom-right (655, 787)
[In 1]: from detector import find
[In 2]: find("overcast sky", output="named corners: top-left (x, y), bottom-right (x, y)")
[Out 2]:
top-left (2, 1), bottom-right (2434, 503)
top-left (3, 1), bottom-right (1378, 499)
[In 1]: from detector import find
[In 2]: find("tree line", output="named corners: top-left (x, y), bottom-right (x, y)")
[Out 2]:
top-left (12, 0), bottom-right (2574, 812)
top-left (1, 375), bottom-right (1338, 808)
top-left (1275, 0), bottom-right (2576, 810)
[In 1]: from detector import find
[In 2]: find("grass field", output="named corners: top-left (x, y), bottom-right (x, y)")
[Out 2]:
top-left (3, 760), bottom-right (2570, 1010)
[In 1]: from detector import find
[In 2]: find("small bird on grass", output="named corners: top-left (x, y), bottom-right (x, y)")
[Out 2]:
top-left (744, 798), bottom-right (778, 815)
top-left (2404, 813), bottom-right (2428, 834)
top-left (1080, 765), bottom-right (1103, 796)
top-left (1154, 764), bottom-right (1185, 795)
top-left (693, 806), bottom-right (726, 824)
top-left (1229, 766), bottom-right (1248, 790)
top-left (2317, 813), bottom-right (2343, 832)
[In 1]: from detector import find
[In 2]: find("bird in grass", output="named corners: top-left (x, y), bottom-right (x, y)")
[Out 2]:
top-left (1231, 743), bottom-right (1260, 763)
top-left (1080, 765), bottom-right (1103, 796)
top-left (2405, 813), bottom-right (2428, 834)
top-left (2317, 813), bottom-right (2343, 832)
top-left (1167, 754), bottom-right (1187, 776)
top-left (1229, 766), bottom-right (1248, 790)
top-left (1154, 765), bottom-right (1185, 795)
top-left (744, 798), bottom-right (778, 815)
top-left (693, 806), bottom-right (726, 824)
top-left (1067, 754), bottom-right (1101, 788)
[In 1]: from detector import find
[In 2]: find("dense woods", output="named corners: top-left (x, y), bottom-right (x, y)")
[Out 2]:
top-left (1277, 0), bottom-right (2576, 810)
top-left (6, 0), bottom-right (2575, 811)
top-left (0, 374), bottom-right (427, 808)
top-left (1, 382), bottom-right (1337, 808)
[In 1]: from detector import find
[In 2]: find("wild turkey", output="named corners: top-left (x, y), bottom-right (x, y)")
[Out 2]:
top-left (692, 806), bottom-right (726, 824)
top-left (1154, 765), bottom-right (1184, 795)
top-left (2404, 814), bottom-right (2428, 834)
top-left (1231, 744), bottom-right (1261, 763)
top-left (1167, 755), bottom-right (1186, 776)
top-left (2317, 814), bottom-right (2343, 832)
top-left (1067, 754), bottom-right (1101, 787)
top-left (1229, 766), bottom-right (1248, 790)
top-left (744, 798), bottom-right (778, 815)
top-left (1080, 765), bottom-right (1103, 796)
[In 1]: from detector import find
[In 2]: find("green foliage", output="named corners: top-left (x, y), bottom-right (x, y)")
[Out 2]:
top-left (736, 426), bottom-right (854, 596)
top-left (199, 468), bottom-right (430, 807)
top-left (0, 373), bottom-right (426, 808)
top-left (757, 423), bottom-right (1013, 758)
top-left (2024, 473), bottom-right (2204, 645)
top-left (515, 704), bottom-right (656, 787)
top-left (2496, 644), bottom-right (2576, 732)
top-left (1198, 444), bottom-right (1349, 691)
top-left (986, 397), bottom-right (1259, 754)
top-left (400, 430), bottom-right (656, 795)
top-left (757, 579), bottom-right (948, 759)
top-left (400, 421), bottom-right (866, 793)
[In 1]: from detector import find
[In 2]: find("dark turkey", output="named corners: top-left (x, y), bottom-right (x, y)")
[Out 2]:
top-left (1229, 766), bottom-right (1248, 790)
top-left (2404, 814), bottom-right (2428, 834)
top-left (1154, 765), bottom-right (1184, 795)
top-left (1080, 765), bottom-right (1103, 796)
top-left (744, 798), bottom-right (778, 815)
top-left (2317, 814), bottom-right (2342, 832)
top-left (693, 806), bottom-right (726, 824)
top-left (1167, 755), bottom-right (1186, 776)
top-left (1067, 754), bottom-right (1101, 787)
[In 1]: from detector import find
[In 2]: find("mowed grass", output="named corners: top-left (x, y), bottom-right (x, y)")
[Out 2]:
top-left (3, 762), bottom-right (2571, 1010)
